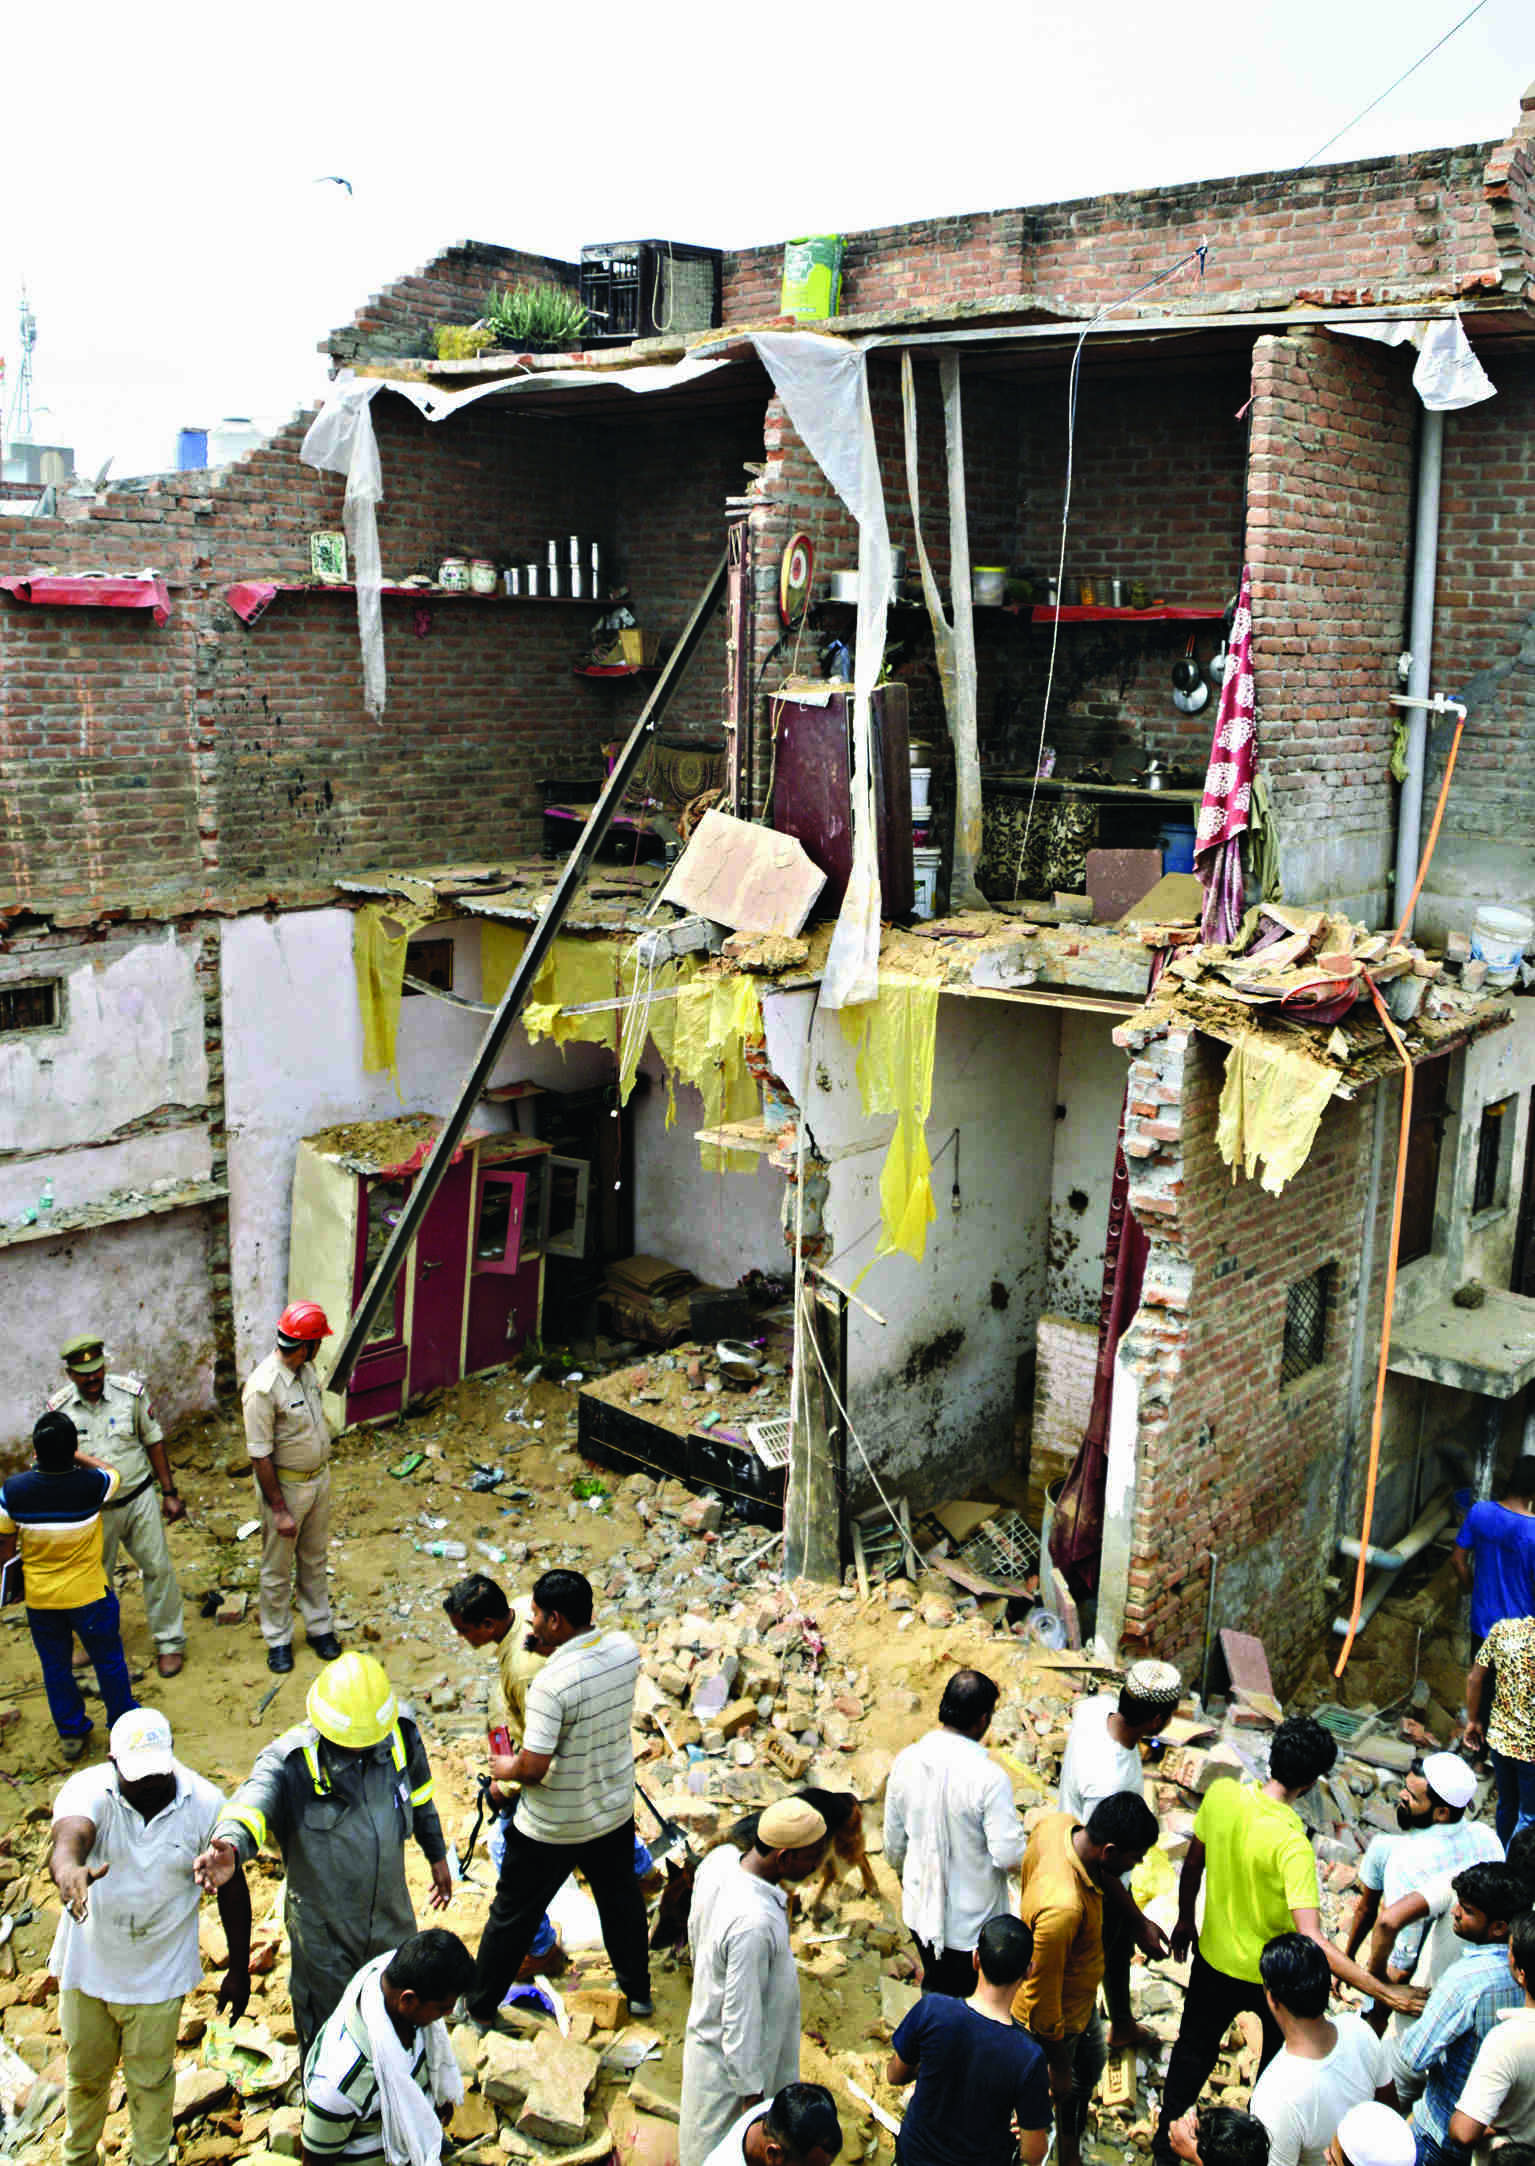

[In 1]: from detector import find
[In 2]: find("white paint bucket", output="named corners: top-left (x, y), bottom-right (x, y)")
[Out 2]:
top-left (912, 847), bottom-right (942, 920)
top-left (910, 766), bottom-right (932, 816)
top-left (1471, 906), bottom-right (1533, 970)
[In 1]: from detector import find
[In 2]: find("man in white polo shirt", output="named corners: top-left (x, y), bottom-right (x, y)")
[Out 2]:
top-left (463, 1569), bottom-right (650, 2025)
top-left (49, 1710), bottom-right (251, 2166)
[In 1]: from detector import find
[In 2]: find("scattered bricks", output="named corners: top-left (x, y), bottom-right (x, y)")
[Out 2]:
top-left (216, 1594), bottom-right (248, 1626)
top-left (919, 1599), bottom-right (955, 1629)
top-left (717, 1699), bottom-right (758, 1740)
top-left (628, 2076), bottom-right (682, 2123)
top-left (173, 2067), bottom-right (231, 2124)
top-left (679, 1497), bottom-right (723, 1536)
top-left (762, 1733), bottom-right (813, 1781)
top-left (268, 2107), bottom-right (302, 2157)
top-left (429, 1683), bottom-right (458, 1713)
top-left (0, 1709), bottom-right (19, 1735)
top-left (1160, 1744), bottom-right (1245, 1795)
top-left (566, 1986), bottom-right (627, 2030)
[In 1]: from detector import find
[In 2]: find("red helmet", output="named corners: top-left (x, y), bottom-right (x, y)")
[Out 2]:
top-left (277, 1300), bottom-right (332, 1345)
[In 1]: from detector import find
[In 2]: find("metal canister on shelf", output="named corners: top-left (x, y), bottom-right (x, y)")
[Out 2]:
top-left (589, 542), bottom-right (603, 594)
top-left (547, 562), bottom-right (564, 598)
top-left (569, 566), bottom-right (586, 600)
top-left (1109, 576), bottom-right (1125, 608)
top-left (568, 534), bottom-right (583, 563)
top-left (505, 567), bottom-right (523, 597)
top-left (1044, 575), bottom-right (1059, 607)
top-left (545, 538), bottom-right (559, 565)
top-left (524, 563), bottom-right (542, 597)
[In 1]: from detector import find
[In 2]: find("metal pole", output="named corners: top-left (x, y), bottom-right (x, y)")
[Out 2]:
top-left (326, 555), bottom-right (727, 1389)
top-left (1394, 409), bottom-right (1445, 936)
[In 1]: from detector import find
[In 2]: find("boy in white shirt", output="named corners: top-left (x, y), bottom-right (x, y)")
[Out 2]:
top-left (1250, 1933), bottom-right (1389, 2166)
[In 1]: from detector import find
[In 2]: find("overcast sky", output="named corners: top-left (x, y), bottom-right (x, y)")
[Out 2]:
top-left (1, 0), bottom-right (1526, 476)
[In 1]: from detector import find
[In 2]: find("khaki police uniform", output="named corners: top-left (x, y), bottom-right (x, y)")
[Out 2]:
top-left (242, 1351), bottom-right (333, 1649)
top-left (47, 1374), bottom-right (185, 1653)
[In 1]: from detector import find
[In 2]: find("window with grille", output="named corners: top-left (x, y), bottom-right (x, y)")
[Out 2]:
top-left (0, 979), bottom-right (61, 1035)
top-left (1473, 1097), bottom-right (1515, 1216)
top-left (402, 938), bottom-right (454, 996)
top-left (1282, 1264), bottom-right (1333, 1383)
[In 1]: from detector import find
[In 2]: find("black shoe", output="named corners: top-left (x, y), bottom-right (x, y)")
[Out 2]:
top-left (267, 1643), bottom-right (295, 1674)
top-left (308, 1632), bottom-right (343, 1662)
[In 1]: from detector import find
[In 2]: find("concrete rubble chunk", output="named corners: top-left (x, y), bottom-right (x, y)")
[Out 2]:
top-left (628, 2075), bottom-right (682, 2123)
top-left (173, 2066), bottom-right (232, 2124)
top-left (482, 2033), bottom-right (600, 2145)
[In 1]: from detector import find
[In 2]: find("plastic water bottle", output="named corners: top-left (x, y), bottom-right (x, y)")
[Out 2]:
top-left (39, 1180), bottom-right (54, 1213)
top-left (421, 1539), bottom-right (467, 1561)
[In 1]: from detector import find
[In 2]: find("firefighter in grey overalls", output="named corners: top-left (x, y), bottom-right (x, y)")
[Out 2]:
top-left (49, 1335), bottom-right (186, 1677)
top-left (192, 1652), bottom-right (451, 2053)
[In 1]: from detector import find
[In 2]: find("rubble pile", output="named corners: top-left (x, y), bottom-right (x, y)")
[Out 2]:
top-left (0, 1364), bottom-right (1485, 2166)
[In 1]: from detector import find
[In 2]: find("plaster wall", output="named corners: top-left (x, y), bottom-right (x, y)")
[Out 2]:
top-left (763, 987), bottom-right (1060, 1504)
top-left (1043, 1012), bottom-right (1125, 1321)
top-left (220, 910), bottom-right (611, 1380)
top-left (629, 1050), bottom-right (787, 1290)
top-left (0, 1210), bottom-right (215, 1469)
top-left (0, 931), bottom-right (208, 1158)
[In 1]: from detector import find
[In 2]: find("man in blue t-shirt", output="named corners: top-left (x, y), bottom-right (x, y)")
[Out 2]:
top-left (1455, 1458), bottom-right (1535, 1640)
top-left (887, 1914), bottom-right (1051, 2166)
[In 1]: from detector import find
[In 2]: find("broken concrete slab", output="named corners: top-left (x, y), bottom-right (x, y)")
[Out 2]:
top-left (660, 810), bottom-right (825, 936)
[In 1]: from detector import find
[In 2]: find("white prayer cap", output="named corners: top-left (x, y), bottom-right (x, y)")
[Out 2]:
top-left (1335, 2102), bottom-right (1416, 2166)
top-left (1422, 1751), bottom-right (1477, 1809)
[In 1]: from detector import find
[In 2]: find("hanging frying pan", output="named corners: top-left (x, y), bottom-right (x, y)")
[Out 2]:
top-left (779, 531), bottom-right (815, 627)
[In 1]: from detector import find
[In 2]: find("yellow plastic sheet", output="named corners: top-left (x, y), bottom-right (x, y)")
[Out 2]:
top-left (671, 974), bottom-right (763, 1171)
top-left (838, 973), bottom-right (939, 1261)
top-left (1216, 1032), bottom-right (1339, 1196)
top-left (353, 901), bottom-right (440, 1087)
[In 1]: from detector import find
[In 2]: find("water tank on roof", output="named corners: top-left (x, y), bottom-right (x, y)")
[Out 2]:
top-left (207, 417), bottom-right (265, 465)
top-left (177, 428), bottom-right (208, 471)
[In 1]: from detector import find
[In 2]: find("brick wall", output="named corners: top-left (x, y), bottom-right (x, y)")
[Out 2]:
top-left (1246, 331), bottom-right (1417, 916)
top-left (326, 241), bottom-right (582, 365)
top-left (1112, 1023), bottom-right (1376, 1689)
top-left (722, 138), bottom-right (1520, 324)
top-left (0, 388), bottom-right (763, 913)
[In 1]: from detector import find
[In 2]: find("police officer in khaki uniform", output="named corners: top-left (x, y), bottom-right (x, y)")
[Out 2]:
top-left (242, 1302), bottom-right (343, 1676)
top-left (49, 1336), bottom-right (187, 1678)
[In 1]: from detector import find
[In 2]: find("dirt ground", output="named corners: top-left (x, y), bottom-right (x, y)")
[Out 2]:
top-left (0, 1359), bottom-right (1474, 2166)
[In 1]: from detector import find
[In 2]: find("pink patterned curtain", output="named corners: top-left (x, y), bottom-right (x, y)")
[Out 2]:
top-left (1195, 567), bottom-right (1256, 945)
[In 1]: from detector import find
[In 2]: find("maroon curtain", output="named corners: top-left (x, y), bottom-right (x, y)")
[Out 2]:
top-left (1048, 953), bottom-right (1163, 1599)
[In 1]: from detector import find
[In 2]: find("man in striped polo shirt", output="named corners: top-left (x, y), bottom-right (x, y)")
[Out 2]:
top-left (301, 1929), bottom-right (473, 2166)
top-left (464, 1569), bottom-right (651, 2024)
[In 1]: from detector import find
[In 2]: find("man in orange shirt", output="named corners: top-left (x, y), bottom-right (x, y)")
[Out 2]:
top-left (1012, 1792), bottom-right (1159, 2166)
top-left (0, 1411), bottom-right (137, 1758)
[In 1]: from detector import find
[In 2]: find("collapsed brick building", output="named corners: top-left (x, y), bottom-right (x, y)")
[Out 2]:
top-left (2, 83), bottom-right (1534, 1686)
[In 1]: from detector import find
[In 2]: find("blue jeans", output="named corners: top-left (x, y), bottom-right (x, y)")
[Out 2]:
top-left (27, 1592), bottom-right (136, 1741)
top-left (1490, 1749), bottom-right (1535, 1847)
top-left (1414, 2129), bottom-right (1470, 2165)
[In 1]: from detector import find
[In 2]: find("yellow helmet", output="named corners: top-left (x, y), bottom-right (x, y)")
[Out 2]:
top-left (306, 1651), bottom-right (398, 1750)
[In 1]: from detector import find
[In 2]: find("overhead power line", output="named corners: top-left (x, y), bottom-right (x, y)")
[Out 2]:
top-left (1296, 0), bottom-right (1493, 170)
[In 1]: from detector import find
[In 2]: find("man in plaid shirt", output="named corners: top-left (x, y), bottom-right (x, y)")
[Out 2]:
top-left (1387, 1861), bottom-right (1527, 2163)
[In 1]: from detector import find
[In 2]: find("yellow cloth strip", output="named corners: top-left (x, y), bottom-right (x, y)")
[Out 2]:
top-left (1215, 1032), bottom-right (1339, 1196)
top-left (838, 973), bottom-right (939, 1262)
top-left (353, 900), bottom-right (439, 1086)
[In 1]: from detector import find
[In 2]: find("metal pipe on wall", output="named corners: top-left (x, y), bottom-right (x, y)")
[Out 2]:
top-left (1394, 409), bottom-right (1446, 937)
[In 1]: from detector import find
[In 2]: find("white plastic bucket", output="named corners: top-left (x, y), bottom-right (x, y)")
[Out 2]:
top-left (1471, 906), bottom-right (1533, 970)
top-left (912, 846), bottom-right (942, 921)
top-left (910, 766), bottom-right (932, 816)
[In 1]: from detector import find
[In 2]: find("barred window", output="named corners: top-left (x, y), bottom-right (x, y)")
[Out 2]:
top-left (0, 979), bottom-right (61, 1034)
top-left (1282, 1264), bottom-right (1333, 1383)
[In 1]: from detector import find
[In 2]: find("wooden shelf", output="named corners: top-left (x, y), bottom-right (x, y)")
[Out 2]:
top-left (225, 581), bottom-right (613, 625)
top-left (573, 663), bottom-right (661, 679)
top-left (984, 774), bottom-right (1202, 805)
top-left (1027, 603), bottom-right (1225, 624)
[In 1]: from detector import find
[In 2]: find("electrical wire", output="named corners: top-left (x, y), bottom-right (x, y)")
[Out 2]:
top-left (1296, 0), bottom-right (1492, 172)
top-left (1013, 244), bottom-right (1209, 898)
top-left (799, 1278), bottom-right (908, 1550)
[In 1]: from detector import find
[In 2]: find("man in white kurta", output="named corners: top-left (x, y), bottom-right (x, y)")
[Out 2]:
top-left (680, 1799), bottom-right (829, 2166)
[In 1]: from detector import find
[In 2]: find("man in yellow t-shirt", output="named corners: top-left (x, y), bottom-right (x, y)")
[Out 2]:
top-left (0, 1411), bottom-right (137, 1759)
top-left (1152, 1715), bottom-right (1426, 2166)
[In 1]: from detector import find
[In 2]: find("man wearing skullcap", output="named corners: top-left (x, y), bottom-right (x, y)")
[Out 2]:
top-left (1057, 1658), bottom-right (1181, 2050)
top-left (1329, 2100), bottom-right (1415, 2166)
top-left (1347, 1753), bottom-right (1501, 1986)
top-left (679, 1797), bottom-right (829, 2166)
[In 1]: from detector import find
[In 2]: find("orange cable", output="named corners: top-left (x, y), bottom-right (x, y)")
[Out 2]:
top-left (1335, 710), bottom-right (1466, 1675)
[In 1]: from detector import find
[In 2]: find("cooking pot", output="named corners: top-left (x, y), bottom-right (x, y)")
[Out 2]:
top-left (827, 569), bottom-right (860, 603)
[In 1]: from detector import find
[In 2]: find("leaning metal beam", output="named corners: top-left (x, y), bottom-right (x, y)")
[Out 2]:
top-left (327, 555), bottom-right (728, 1390)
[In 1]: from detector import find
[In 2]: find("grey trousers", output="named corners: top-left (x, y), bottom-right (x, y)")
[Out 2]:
top-left (102, 1484), bottom-right (185, 1652)
top-left (257, 1466), bottom-right (333, 1646)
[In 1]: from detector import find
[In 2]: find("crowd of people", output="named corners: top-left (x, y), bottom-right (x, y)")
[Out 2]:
top-left (8, 1320), bottom-right (1535, 2166)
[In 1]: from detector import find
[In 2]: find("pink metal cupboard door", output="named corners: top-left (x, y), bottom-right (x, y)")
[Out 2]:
top-left (406, 1155), bottom-right (473, 1398)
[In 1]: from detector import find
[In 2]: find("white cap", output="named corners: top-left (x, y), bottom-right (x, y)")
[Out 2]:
top-left (1423, 1751), bottom-right (1477, 1810)
top-left (109, 1709), bottom-right (174, 1782)
top-left (1336, 2101), bottom-right (1416, 2166)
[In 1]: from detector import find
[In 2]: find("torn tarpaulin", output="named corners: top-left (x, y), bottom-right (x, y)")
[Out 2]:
top-left (1214, 1031), bottom-right (1340, 1196)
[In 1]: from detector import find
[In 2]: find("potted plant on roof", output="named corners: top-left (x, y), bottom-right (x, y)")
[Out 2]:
top-left (483, 282), bottom-right (590, 355)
